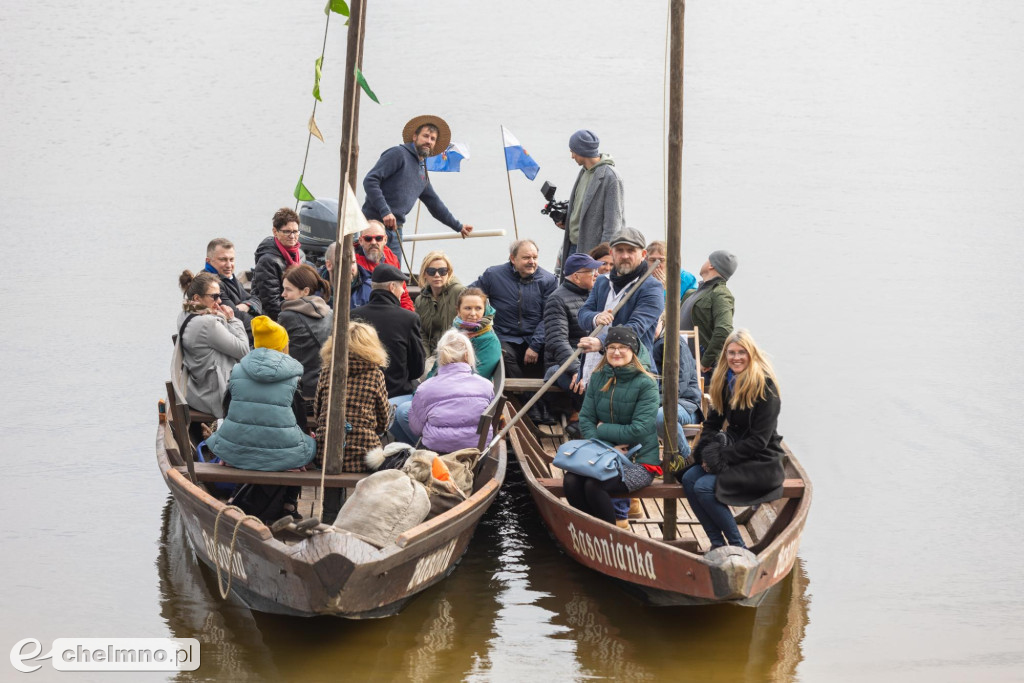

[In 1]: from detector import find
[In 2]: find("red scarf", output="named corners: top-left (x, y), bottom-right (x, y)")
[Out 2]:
top-left (274, 237), bottom-right (301, 267)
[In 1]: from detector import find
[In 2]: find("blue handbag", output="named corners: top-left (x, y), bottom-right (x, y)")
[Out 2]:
top-left (552, 439), bottom-right (643, 481)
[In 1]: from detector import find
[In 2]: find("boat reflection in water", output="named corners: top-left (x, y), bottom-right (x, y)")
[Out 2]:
top-left (157, 470), bottom-right (810, 681)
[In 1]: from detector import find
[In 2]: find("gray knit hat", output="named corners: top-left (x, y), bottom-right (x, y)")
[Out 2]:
top-left (569, 129), bottom-right (600, 157)
top-left (708, 250), bottom-right (738, 280)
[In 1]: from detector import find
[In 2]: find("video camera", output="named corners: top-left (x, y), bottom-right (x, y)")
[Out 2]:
top-left (540, 181), bottom-right (568, 226)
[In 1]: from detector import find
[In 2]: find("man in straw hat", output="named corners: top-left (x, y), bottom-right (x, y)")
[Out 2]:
top-left (362, 114), bottom-right (474, 259)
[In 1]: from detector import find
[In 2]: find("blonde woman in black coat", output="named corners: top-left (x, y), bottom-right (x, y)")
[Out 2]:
top-left (681, 329), bottom-right (785, 549)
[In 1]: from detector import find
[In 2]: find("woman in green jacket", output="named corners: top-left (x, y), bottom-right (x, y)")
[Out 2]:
top-left (563, 326), bottom-right (661, 526)
top-left (414, 250), bottom-right (465, 356)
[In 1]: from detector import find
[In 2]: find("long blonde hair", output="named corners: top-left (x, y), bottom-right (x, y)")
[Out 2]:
top-left (319, 322), bottom-right (389, 368)
top-left (709, 329), bottom-right (779, 412)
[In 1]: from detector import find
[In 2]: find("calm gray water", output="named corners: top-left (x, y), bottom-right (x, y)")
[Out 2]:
top-left (2, 1), bottom-right (1022, 681)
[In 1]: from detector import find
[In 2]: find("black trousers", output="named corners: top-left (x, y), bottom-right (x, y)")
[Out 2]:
top-left (501, 340), bottom-right (545, 380)
top-left (562, 472), bottom-right (629, 525)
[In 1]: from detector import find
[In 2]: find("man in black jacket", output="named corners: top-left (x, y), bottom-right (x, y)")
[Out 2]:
top-left (351, 265), bottom-right (425, 406)
top-left (204, 237), bottom-right (261, 345)
top-left (543, 252), bottom-right (602, 402)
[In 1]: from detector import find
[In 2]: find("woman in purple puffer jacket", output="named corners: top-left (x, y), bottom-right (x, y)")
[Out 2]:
top-left (400, 330), bottom-right (494, 452)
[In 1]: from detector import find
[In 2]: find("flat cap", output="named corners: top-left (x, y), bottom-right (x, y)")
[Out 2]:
top-left (609, 227), bottom-right (646, 249)
top-left (371, 264), bottom-right (410, 283)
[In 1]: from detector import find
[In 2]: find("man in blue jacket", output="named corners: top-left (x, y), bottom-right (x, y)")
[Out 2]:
top-left (362, 114), bottom-right (473, 258)
top-left (471, 239), bottom-right (558, 383)
top-left (577, 228), bottom-right (665, 364)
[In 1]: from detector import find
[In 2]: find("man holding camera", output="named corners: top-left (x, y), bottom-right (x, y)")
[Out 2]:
top-left (556, 129), bottom-right (625, 278)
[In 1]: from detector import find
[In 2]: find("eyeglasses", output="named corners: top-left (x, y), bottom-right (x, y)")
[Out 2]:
top-left (361, 235), bottom-right (385, 243)
top-left (425, 267), bottom-right (449, 277)
top-left (206, 293), bottom-right (222, 300)
top-left (277, 229), bottom-right (300, 236)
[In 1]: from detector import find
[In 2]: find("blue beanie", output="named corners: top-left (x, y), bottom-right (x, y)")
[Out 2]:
top-left (569, 129), bottom-right (600, 157)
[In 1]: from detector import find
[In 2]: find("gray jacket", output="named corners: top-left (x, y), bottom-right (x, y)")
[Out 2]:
top-left (561, 155), bottom-right (625, 258)
top-left (176, 311), bottom-right (249, 418)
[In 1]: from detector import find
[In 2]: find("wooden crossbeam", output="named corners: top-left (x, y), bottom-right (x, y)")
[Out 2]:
top-left (177, 463), bottom-right (369, 488)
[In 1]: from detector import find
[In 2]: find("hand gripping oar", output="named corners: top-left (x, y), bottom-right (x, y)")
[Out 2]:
top-left (485, 259), bottom-right (663, 452)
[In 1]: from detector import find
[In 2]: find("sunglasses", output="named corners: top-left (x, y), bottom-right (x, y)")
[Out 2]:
top-left (425, 267), bottom-right (449, 277)
top-left (361, 235), bottom-right (385, 243)
top-left (206, 293), bottom-right (222, 300)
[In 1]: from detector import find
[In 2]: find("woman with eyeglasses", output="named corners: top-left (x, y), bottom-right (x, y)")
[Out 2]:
top-left (414, 250), bottom-right (464, 356)
top-left (175, 270), bottom-right (249, 418)
top-left (252, 207), bottom-right (305, 321)
top-left (563, 326), bottom-right (661, 529)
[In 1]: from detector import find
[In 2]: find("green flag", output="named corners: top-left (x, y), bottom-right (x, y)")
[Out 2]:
top-left (355, 68), bottom-right (380, 104)
top-left (294, 175), bottom-right (315, 202)
top-left (313, 56), bottom-right (323, 102)
top-left (325, 0), bottom-right (349, 16)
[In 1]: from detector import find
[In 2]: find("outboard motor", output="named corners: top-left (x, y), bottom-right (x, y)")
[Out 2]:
top-left (298, 198), bottom-right (339, 265)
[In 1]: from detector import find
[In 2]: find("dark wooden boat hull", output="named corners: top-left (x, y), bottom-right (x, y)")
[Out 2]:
top-left (507, 410), bottom-right (811, 607)
top-left (156, 424), bottom-right (506, 619)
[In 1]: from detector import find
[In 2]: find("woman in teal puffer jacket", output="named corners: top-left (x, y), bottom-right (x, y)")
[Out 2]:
top-left (563, 326), bottom-right (661, 526)
top-left (206, 316), bottom-right (316, 471)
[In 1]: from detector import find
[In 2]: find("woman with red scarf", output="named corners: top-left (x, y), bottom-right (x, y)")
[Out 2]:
top-left (252, 207), bottom-right (305, 320)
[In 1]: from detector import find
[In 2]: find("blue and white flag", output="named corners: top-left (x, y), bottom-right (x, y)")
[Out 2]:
top-left (425, 142), bottom-right (469, 172)
top-left (501, 126), bottom-right (540, 180)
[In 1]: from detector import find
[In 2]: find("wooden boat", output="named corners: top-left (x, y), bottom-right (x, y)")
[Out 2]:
top-left (503, 399), bottom-right (810, 607)
top-left (155, 362), bottom-right (506, 619)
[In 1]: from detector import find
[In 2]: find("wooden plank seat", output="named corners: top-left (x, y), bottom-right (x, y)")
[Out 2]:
top-left (176, 463), bottom-right (370, 488)
top-left (533, 477), bottom-right (805, 500)
top-left (503, 378), bottom-right (562, 393)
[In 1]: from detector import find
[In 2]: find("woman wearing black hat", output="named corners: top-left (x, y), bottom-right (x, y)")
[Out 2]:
top-left (563, 326), bottom-right (661, 528)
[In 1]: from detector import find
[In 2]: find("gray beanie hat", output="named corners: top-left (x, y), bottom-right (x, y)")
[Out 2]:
top-left (569, 129), bottom-right (600, 157)
top-left (708, 250), bottom-right (738, 280)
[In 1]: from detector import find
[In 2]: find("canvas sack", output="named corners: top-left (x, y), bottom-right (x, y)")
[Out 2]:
top-left (332, 470), bottom-right (430, 547)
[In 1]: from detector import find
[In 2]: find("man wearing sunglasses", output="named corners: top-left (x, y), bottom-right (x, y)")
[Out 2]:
top-left (252, 207), bottom-right (306, 321)
top-left (362, 114), bottom-right (474, 259)
top-left (353, 221), bottom-right (414, 311)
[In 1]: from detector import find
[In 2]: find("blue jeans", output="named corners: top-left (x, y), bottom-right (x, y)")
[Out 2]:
top-left (388, 395), bottom-right (416, 445)
top-left (680, 465), bottom-right (744, 548)
top-left (656, 406), bottom-right (696, 458)
top-left (385, 225), bottom-right (404, 261)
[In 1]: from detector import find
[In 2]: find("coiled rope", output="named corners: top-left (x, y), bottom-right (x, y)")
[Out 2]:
top-left (212, 505), bottom-right (261, 599)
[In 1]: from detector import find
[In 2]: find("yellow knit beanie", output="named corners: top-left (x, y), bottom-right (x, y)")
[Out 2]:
top-left (251, 315), bottom-right (289, 351)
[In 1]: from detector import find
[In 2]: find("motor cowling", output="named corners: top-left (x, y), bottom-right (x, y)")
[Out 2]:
top-left (298, 198), bottom-right (339, 264)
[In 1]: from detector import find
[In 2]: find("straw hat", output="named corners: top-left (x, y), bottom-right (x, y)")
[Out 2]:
top-left (402, 114), bottom-right (451, 156)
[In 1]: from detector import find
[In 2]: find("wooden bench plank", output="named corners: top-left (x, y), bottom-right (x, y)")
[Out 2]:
top-left (504, 378), bottom-right (562, 392)
top-left (534, 478), bottom-right (805, 500)
top-left (178, 463), bottom-right (369, 488)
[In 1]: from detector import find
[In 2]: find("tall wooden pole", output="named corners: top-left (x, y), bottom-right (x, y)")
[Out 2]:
top-left (323, 0), bottom-right (367, 477)
top-left (661, 0), bottom-right (685, 542)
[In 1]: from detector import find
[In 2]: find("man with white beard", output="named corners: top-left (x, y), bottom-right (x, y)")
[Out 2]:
top-left (353, 221), bottom-right (414, 311)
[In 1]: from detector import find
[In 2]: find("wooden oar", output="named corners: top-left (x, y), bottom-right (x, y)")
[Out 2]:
top-left (485, 258), bottom-right (663, 452)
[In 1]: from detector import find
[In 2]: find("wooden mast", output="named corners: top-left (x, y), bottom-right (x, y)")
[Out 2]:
top-left (661, 0), bottom-right (685, 541)
top-left (323, 0), bottom-right (367, 477)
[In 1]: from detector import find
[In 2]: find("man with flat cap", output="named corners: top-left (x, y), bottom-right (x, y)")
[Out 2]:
top-left (557, 129), bottom-right (625, 279)
top-left (682, 250), bottom-right (738, 381)
top-left (351, 264), bottom-right (425, 408)
top-left (578, 227), bottom-right (665, 365)
top-left (362, 114), bottom-right (474, 259)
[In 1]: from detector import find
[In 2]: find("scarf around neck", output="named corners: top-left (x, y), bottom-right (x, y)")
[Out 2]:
top-left (274, 237), bottom-right (302, 267)
top-left (609, 259), bottom-right (649, 293)
top-left (453, 316), bottom-right (493, 338)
